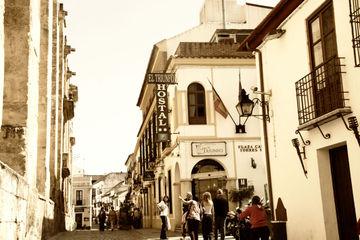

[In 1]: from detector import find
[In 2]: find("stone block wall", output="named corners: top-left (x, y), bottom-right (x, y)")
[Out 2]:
top-left (0, 0), bottom-right (76, 238)
top-left (0, 161), bottom-right (57, 239)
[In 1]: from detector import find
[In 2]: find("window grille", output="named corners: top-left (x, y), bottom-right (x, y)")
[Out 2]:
top-left (349, 0), bottom-right (360, 66)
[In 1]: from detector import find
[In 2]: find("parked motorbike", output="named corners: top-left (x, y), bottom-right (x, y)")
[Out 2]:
top-left (225, 208), bottom-right (251, 240)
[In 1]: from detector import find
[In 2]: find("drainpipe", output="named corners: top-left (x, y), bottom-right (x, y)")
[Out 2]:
top-left (249, 45), bottom-right (274, 220)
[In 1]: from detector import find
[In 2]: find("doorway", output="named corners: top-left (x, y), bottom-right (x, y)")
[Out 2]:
top-left (192, 178), bottom-right (227, 200)
top-left (75, 213), bottom-right (82, 229)
top-left (191, 159), bottom-right (227, 200)
top-left (329, 145), bottom-right (358, 240)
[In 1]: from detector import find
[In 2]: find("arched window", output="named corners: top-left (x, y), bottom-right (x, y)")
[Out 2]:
top-left (191, 159), bottom-right (225, 174)
top-left (187, 83), bottom-right (206, 124)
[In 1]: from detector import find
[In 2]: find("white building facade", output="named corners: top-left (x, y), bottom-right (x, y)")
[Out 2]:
top-left (130, 0), bottom-right (273, 230)
top-left (73, 175), bottom-right (93, 229)
top-left (240, 0), bottom-right (360, 239)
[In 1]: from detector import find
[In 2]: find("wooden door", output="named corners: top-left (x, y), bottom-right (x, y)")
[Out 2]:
top-left (330, 146), bottom-right (358, 240)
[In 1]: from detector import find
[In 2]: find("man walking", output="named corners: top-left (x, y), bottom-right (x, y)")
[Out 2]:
top-left (213, 189), bottom-right (228, 240)
top-left (108, 206), bottom-right (117, 231)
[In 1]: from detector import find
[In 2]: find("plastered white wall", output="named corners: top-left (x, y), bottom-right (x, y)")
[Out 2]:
top-left (258, 0), bottom-right (360, 239)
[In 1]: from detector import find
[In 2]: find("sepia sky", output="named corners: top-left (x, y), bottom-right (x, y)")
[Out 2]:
top-left (65, 0), bottom-right (279, 175)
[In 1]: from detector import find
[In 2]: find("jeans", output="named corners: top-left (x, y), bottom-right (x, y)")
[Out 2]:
top-left (214, 216), bottom-right (225, 240)
top-left (202, 214), bottom-right (213, 240)
top-left (160, 216), bottom-right (167, 239)
top-left (187, 218), bottom-right (200, 240)
top-left (251, 226), bottom-right (270, 240)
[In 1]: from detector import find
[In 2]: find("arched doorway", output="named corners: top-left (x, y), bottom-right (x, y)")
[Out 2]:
top-left (191, 159), bottom-right (227, 200)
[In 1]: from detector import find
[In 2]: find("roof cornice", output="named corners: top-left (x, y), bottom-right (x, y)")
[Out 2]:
top-left (239, 0), bottom-right (305, 50)
top-left (167, 57), bottom-right (255, 71)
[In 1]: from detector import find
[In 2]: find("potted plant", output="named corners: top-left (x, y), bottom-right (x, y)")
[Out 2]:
top-left (229, 185), bottom-right (254, 207)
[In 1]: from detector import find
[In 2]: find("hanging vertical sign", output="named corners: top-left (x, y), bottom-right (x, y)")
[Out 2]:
top-left (156, 84), bottom-right (170, 142)
top-left (147, 73), bottom-right (176, 142)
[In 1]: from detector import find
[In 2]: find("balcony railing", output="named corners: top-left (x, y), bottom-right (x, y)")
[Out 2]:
top-left (295, 57), bottom-right (346, 125)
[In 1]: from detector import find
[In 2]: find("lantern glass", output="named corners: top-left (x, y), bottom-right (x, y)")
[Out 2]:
top-left (236, 100), bottom-right (254, 116)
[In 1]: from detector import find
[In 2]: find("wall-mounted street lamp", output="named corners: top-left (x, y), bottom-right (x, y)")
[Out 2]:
top-left (348, 117), bottom-right (360, 146)
top-left (340, 115), bottom-right (360, 146)
top-left (291, 138), bottom-right (308, 177)
top-left (235, 88), bottom-right (270, 133)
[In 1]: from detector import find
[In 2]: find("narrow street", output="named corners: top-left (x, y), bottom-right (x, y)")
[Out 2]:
top-left (49, 228), bottom-right (237, 240)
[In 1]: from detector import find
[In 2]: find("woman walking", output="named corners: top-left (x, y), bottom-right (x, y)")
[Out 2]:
top-left (179, 194), bottom-right (201, 240)
top-left (201, 192), bottom-right (214, 240)
top-left (157, 196), bottom-right (170, 240)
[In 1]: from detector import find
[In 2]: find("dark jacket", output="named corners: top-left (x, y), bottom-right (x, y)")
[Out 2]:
top-left (213, 195), bottom-right (228, 218)
top-left (182, 197), bottom-right (190, 214)
top-left (98, 211), bottom-right (106, 222)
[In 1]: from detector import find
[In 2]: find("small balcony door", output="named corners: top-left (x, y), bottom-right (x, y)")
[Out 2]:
top-left (308, 1), bottom-right (342, 117)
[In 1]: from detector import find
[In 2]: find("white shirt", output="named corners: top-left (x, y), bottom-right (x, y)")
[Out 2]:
top-left (157, 200), bottom-right (169, 216)
top-left (202, 200), bottom-right (213, 215)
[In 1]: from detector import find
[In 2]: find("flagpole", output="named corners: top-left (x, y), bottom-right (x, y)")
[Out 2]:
top-left (238, 69), bottom-right (242, 103)
top-left (222, 0), bottom-right (226, 29)
top-left (207, 79), bottom-right (237, 126)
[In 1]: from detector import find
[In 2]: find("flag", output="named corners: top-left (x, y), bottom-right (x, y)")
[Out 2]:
top-left (212, 87), bottom-right (229, 118)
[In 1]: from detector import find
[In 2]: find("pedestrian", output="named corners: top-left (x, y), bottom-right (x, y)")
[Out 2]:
top-left (179, 194), bottom-right (202, 240)
top-left (157, 196), bottom-right (170, 240)
top-left (213, 189), bottom-right (228, 240)
top-left (180, 192), bottom-right (192, 240)
top-left (239, 195), bottom-right (270, 240)
top-left (108, 206), bottom-right (117, 231)
top-left (98, 207), bottom-right (107, 231)
top-left (201, 192), bottom-right (214, 240)
top-left (133, 207), bottom-right (142, 229)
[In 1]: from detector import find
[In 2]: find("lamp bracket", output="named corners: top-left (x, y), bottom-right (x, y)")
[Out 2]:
top-left (251, 88), bottom-right (272, 97)
top-left (314, 123), bottom-right (331, 139)
top-left (295, 130), bottom-right (311, 146)
top-left (339, 114), bottom-right (352, 131)
top-left (251, 98), bottom-right (270, 122)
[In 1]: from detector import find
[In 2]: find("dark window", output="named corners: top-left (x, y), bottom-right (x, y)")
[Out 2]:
top-left (308, 1), bottom-right (337, 81)
top-left (158, 178), bottom-right (162, 203)
top-left (349, 0), bottom-right (360, 66)
top-left (144, 191), bottom-right (149, 216)
top-left (187, 83), bottom-right (206, 124)
top-left (168, 170), bottom-right (172, 214)
top-left (76, 190), bottom-right (83, 205)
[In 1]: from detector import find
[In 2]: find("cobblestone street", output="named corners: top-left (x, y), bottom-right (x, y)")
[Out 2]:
top-left (48, 228), bottom-right (237, 240)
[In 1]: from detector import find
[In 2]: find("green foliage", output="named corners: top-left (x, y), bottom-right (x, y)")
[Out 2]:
top-left (229, 185), bottom-right (254, 205)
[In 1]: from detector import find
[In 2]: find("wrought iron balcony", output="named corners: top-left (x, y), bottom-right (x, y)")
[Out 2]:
top-left (295, 57), bottom-right (348, 126)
